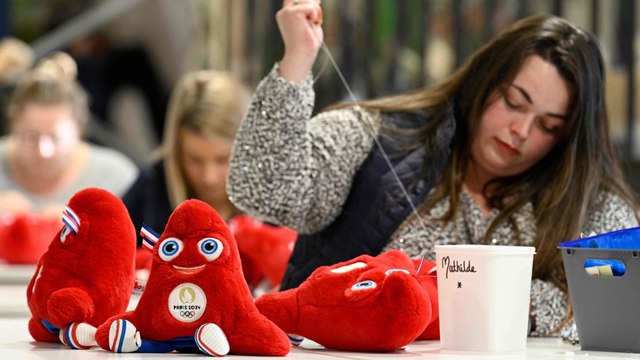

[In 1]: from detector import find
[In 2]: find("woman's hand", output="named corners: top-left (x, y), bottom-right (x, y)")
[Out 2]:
top-left (276, 0), bottom-right (324, 83)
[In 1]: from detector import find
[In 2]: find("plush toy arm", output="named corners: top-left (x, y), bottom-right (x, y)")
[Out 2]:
top-left (28, 316), bottom-right (59, 342)
top-left (25, 263), bottom-right (42, 302)
top-left (224, 313), bottom-right (290, 356)
top-left (413, 259), bottom-right (440, 340)
top-left (47, 287), bottom-right (95, 328)
top-left (254, 289), bottom-right (299, 335)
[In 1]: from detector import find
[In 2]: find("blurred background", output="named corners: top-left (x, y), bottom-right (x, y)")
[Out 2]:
top-left (1, 0), bottom-right (639, 187)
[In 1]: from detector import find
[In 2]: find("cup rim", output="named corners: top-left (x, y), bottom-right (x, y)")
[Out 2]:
top-left (434, 244), bottom-right (536, 255)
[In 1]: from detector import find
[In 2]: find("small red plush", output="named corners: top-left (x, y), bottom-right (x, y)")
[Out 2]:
top-left (0, 213), bottom-right (60, 264)
top-left (255, 250), bottom-right (439, 352)
top-left (95, 199), bottom-right (290, 356)
top-left (230, 215), bottom-right (297, 291)
top-left (26, 188), bottom-right (136, 349)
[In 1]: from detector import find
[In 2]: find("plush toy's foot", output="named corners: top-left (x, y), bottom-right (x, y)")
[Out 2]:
top-left (108, 319), bottom-right (141, 353)
top-left (58, 322), bottom-right (96, 349)
top-left (287, 334), bottom-right (304, 346)
top-left (195, 323), bottom-right (230, 356)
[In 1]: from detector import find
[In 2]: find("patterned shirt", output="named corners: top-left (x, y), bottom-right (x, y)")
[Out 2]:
top-left (227, 64), bottom-right (638, 340)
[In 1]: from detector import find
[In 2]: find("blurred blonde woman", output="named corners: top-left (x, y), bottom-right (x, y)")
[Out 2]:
top-left (124, 70), bottom-right (251, 235)
top-left (0, 51), bottom-right (138, 217)
top-left (123, 70), bottom-right (297, 293)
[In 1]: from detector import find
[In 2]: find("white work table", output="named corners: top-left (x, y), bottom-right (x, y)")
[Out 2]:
top-left (1, 316), bottom-right (640, 359)
top-left (1, 264), bottom-right (640, 359)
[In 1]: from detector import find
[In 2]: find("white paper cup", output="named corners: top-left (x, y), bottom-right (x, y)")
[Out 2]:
top-left (435, 244), bottom-right (535, 352)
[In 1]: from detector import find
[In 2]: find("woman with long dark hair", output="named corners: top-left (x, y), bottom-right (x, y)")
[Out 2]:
top-left (228, 2), bottom-right (638, 339)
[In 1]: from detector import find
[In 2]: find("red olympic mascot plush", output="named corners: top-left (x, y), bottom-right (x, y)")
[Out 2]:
top-left (26, 188), bottom-right (136, 349)
top-left (95, 199), bottom-right (290, 357)
top-left (255, 250), bottom-right (439, 352)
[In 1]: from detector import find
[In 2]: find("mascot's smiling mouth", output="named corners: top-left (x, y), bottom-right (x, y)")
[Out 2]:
top-left (172, 264), bottom-right (206, 275)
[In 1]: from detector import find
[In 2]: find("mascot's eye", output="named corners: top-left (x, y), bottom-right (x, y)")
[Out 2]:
top-left (385, 268), bottom-right (410, 275)
top-left (59, 226), bottom-right (71, 243)
top-left (198, 237), bottom-right (223, 261)
top-left (351, 280), bottom-right (377, 291)
top-left (159, 237), bottom-right (183, 261)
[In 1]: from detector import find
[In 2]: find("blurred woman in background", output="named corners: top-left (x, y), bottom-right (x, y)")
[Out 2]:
top-left (124, 70), bottom-right (250, 233)
top-left (124, 70), bottom-right (297, 294)
top-left (0, 51), bottom-right (138, 217)
top-left (0, 51), bottom-right (138, 264)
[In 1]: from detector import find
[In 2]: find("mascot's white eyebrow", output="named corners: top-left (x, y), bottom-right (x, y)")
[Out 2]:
top-left (331, 262), bottom-right (367, 274)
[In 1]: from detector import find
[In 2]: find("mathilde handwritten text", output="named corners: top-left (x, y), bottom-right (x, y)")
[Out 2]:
top-left (442, 256), bottom-right (477, 279)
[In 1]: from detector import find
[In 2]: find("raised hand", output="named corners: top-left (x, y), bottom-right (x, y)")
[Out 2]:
top-left (276, 0), bottom-right (324, 83)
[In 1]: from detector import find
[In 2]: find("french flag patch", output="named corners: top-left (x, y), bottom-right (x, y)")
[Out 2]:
top-left (140, 224), bottom-right (159, 250)
top-left (61, 206), bottom-right (81, 235)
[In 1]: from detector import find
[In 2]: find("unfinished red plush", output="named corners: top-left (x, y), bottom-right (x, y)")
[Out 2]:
top-left (255, 250), bottom-right (439, 352)
top-left (95, 199), bottom-right (290, 356)
top-left (0, 214), bottom-right (60, 264)
top-left (26, 188), bottom-right (137, 349)
top-left (230, 215), bottom-right (297, 290)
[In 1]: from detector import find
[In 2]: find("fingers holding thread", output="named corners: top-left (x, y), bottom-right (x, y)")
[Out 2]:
top-left (276, 0), bottom-right (324, 82)
top-left (283, 0), bottom-right (322, 25)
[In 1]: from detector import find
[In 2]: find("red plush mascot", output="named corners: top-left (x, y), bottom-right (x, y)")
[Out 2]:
top-left (95, 199), bottom-right (290, 356)
top-left (255, 250), bottom-right (439, 352)
top-left (26, 188), bottom-right (136, 349)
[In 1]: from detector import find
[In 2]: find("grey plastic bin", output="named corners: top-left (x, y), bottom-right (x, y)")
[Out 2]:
top-left (559, 246), bottom-right (640, 353)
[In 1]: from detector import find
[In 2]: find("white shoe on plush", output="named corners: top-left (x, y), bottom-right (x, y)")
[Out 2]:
top-left (59, 322), bottom-right (97, 349)
top-left (108, 319), bottom-right (141, 353)
top-left (195, 323), bottom-right (230, 356)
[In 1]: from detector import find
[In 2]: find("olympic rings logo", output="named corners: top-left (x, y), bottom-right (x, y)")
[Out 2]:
top-left (180, 310), bottom-right (196, 318)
